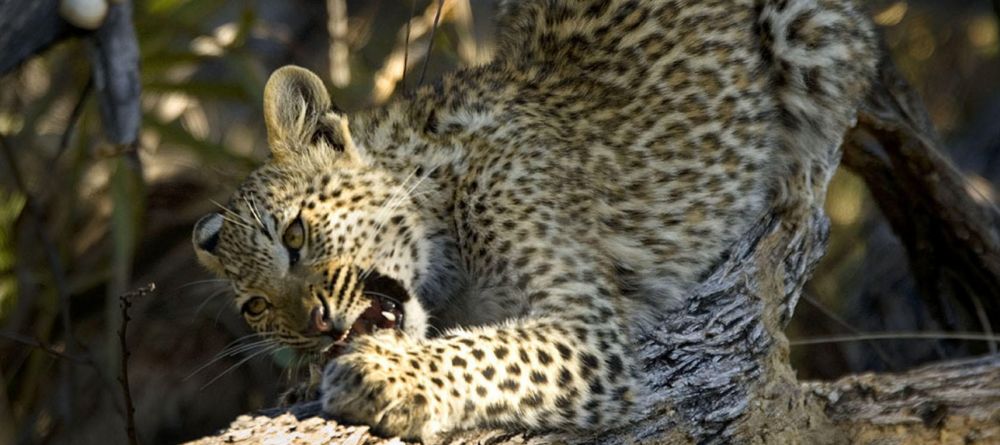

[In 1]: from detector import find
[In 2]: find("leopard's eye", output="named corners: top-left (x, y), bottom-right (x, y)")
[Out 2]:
top-left (242, 296), bottom-right (269, 316)
top-left (282, 217), bottom-right (305, 250)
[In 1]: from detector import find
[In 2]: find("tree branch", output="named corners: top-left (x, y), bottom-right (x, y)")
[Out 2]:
top-left (841, 51), bottom-right (1000, 331)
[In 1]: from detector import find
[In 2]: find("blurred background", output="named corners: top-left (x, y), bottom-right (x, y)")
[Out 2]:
top-left (0, 0), bottom-right (997, 443)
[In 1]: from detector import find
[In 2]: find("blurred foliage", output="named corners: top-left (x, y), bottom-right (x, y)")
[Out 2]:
top-left (0, 1), bottom-right (482, 443)
top-left (0, 0), bottom-right (997, 443)
top-left (0, 191), bottom-right (25, 321)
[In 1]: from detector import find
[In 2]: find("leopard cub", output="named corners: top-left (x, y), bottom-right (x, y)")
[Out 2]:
top-left (193, 0), bottom-right (876, 441)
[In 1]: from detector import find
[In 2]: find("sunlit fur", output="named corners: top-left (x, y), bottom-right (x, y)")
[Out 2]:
top-left (193, 0), bottom-right (877, 441)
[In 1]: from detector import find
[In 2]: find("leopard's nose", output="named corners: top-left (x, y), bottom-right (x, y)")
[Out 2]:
top-left (310, 305), bottom-right (334, 334)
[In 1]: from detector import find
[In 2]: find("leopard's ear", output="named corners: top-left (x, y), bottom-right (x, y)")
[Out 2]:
top-left (263, 65), bottom-right (361, 162)
top-left (192, 213), bottom-right (225, 276)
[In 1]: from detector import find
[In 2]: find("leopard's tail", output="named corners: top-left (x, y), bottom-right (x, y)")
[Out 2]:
top-left (756, 0), bottom-right (878, 203)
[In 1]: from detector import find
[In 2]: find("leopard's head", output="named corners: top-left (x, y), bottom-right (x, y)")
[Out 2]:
top-left (192, 66), bottom-right (429, 357)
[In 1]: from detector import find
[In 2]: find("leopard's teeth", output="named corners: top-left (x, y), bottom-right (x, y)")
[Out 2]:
top-left (381, 311), bottom-right (396, 322)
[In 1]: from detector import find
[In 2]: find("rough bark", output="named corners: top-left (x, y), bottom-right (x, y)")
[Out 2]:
top-left (188, 355), bottom-right (1000, 445)
top-left (804, 355), bottom-right (1000, 444)
top-left (185, 22), bottom-right (1000, 445)
top-left (0, 0), bottom-right (140, 145)
top-left (0, 0), bottom-right (80, 75)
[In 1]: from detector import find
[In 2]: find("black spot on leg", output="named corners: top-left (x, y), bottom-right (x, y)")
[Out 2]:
top-left (555, 343), bottom-right (572, 360)
top-left (482, 366), bottom-right (496, 380)
top-left (485, 403), bottom-right (510, 416)
top-left (558, 367), bottom-right (573, 385)
top-left (555, 395), bottom-right (573, 409)
top-left (538, 350), bottom-right (552, 365)
top-left (453, 357), bottom-right (468, 367)
top-left (506, 363), bottom-right (521, 376)
top-left (589, 379), bottom-right (605, 395)
top-left (494, 346), bottom-right (509, 359)
top-left (607, 354), bottom-right (624, 379)
top-left (521, 392), bottom-right (544, 408)
top-left (530, 371), bottom-right (548, 384)
top-left (498, 379), bottom-right (519, 392)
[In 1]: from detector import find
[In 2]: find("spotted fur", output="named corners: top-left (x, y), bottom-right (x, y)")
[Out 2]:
top-left (192, 0), bottom-right (876, 441)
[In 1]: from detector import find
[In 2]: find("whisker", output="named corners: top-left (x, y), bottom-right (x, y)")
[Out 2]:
top-left (210, 199), bottom-right (257, 232)
top-left (193, 288), bottom-right (232, 318)
top-left (185, 336), bottom-right (278, 380)
top-left (210, 199), bottom-right (253, 226)
top-left (199, 344), bottom-right (283, 389)
top-left (174, 279), bottom-right (229, 291)
top-left (214, 301), bottom-right (232, 325)
top-left (220, 214), bottom-right (254, 231)
top-left (244, 192), bottom-right (267, 231)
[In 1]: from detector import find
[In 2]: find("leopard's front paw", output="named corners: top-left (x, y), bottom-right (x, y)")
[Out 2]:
top-left (321, 332), bottom-right (444, 441)
top-left (279, 382), bottom-right (320, 407)
top-left (278, 364), bottom-right (325, 407)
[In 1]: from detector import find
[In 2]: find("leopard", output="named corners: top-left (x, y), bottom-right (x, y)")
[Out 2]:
top-left (191, 0), bottom-right (877, 441)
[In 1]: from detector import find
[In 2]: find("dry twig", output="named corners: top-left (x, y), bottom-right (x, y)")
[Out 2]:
top-left (417, 0), bottom-right (445, 87)
top-left (118, 282), bottom-right (155, 445)
top-left (371, 0), bottom-right (463, 103)
top-left (55, 76), bottom-right (93, 160)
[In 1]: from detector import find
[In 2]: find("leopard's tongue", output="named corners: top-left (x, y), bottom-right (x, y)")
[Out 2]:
top-left (351, 297), bottom-right (399, 336)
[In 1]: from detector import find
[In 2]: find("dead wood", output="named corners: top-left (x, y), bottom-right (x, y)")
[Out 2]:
top-left (841, 51), bottom-right (1000, 331)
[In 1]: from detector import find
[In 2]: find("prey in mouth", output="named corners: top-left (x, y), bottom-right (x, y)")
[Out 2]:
top-left (313, 271), bottom-right (410, 359)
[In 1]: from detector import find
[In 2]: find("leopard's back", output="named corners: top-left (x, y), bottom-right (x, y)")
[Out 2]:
top-left (418, 0), bottom-right (876, 314)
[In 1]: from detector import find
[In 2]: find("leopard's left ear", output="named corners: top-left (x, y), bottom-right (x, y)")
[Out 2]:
top-left (192, 212), bottom-right (225, 276)
top-left (263, 65), bottom-right (363, 163)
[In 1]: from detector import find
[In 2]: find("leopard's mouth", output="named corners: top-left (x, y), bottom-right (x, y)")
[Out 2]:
top-left (320, 271), bottom-right (409, 358)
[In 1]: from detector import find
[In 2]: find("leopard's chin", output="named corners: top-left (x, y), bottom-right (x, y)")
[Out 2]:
top-left (320, 271), bottom-right (409, 359)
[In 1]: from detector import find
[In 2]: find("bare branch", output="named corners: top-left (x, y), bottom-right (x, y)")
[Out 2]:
top-left (118, 282), bottom-right (155, 445)
top-left (371, 0), bottom-right (462, 103)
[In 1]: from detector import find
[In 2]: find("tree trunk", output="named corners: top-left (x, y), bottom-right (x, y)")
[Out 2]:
top-left (185, 27), bottom-right (1000, 445)
top-left (0, 0), bottom-right (140, 145)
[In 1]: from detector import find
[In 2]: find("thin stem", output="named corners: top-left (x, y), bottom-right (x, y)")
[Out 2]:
top-left (401, 0), bottom-right (417, 92)
top-left (119, 283), bottom-right (154, 445)
top-left (418, 0), bottom-right (445, 87)
top-left (0, 135), bottom-right (75, 348)
top-left (791, 331), bottom-right (1000, 346)
top-left (800, 294), bottom-right (897, 369)
top-left (55, 76), bottom-right (93, 161)
top-left (0, 331), bottom-right (87, 364)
